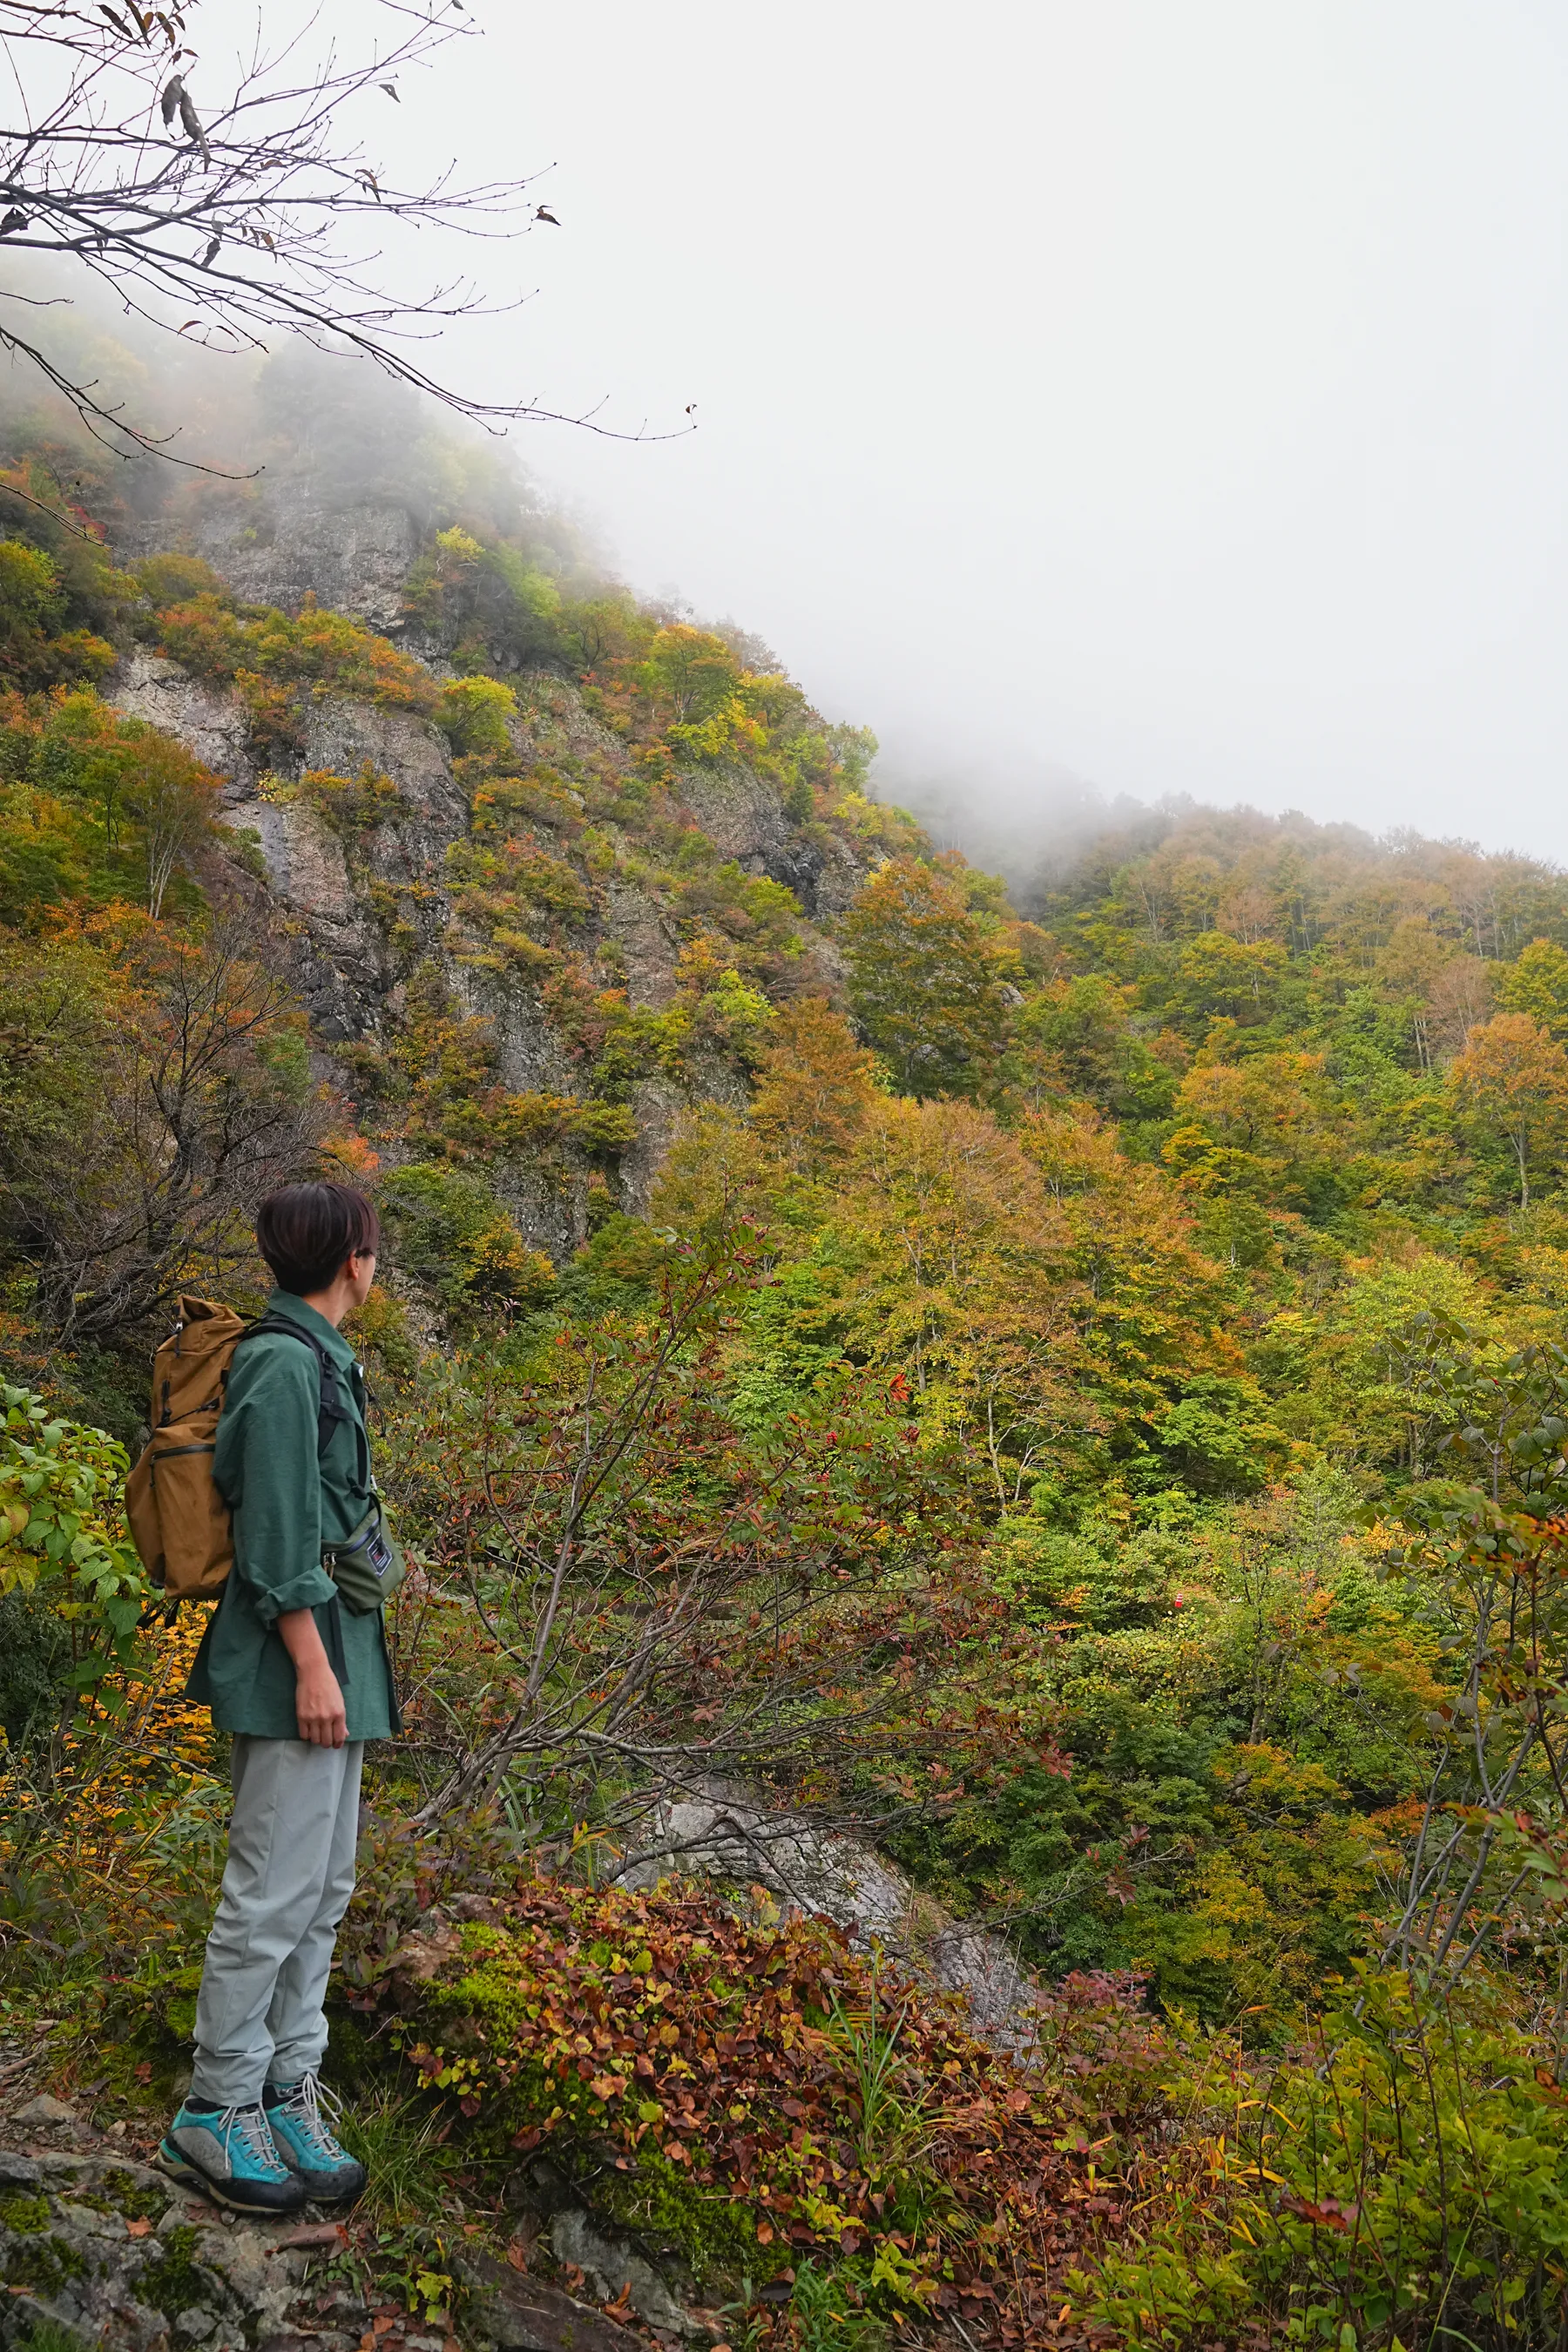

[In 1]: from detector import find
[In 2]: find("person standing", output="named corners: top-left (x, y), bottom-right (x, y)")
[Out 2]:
top-left (159, 1183), bottom-right (399, 2215)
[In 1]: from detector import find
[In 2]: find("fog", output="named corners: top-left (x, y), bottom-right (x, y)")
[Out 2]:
top-left (21, 2), bottom-right (1568, 873)
top-left (342, 0), bottom-right (1562, 872)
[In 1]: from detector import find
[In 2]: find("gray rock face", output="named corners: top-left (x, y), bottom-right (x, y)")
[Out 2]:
top-left (674, 767), bottom-right (875, 923)
top-left (546, 2209), bottom-right (693, 2338)
top-left (601, 883), bottom-right (680, 1012)
top-left (110, 651), bottom-right (622, 1256)
top-left (242, 794), bottom-right (355, 929)
top-left (459, 2252), bottom-right (643, 2352)
top-left (0, 2152), bottom-right (367, 2352)
top-left (106, 498), bottom-right (877, 1276)
top-left (616, 1077), bottom-right (688, 1220)
top-left (138, 483), bottom-right (419, 632)
top-left (112, 650), bottom-right (257, 793)
top-left (301, 699), bottom-right (463, 827)
top-left (677, 767), bottom-right (827, 911)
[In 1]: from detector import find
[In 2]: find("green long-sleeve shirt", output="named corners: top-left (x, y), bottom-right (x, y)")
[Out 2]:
top-left (186, 1290), bottom-right (398, 1741)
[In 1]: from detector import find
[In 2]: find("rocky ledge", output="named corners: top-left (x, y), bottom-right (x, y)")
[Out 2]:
top-left (0, 2098), bottom-right (681, 2352)
top-left (0, 2095), bottom-right (713, 2352)
top-left (0, 2132), bottom-right (379, 2352)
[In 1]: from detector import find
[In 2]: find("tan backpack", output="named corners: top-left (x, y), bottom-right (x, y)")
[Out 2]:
top-left (125, 1294), bottom-right (348, 1598)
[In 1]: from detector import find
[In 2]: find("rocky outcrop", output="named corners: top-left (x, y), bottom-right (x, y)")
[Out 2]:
top-left (113, 650), bottom-right (257, 791)
top-left (457, 2254), bottom-right (645, 2352)
top-left (0, 2095), bottom-right (725, 2352)
top-left (125, 483), bottom-right (419, 635)
top-left (614, 1790), bottom-right (1057, 2059)
top-left (676, 767), bottom-right (867, 923)
top-left (0, 2125), bottom-right (714, 2352)
top-left (106, 505), bottom-right (876, 1276)
top-left (0, 2141), bottom-right (384, 2352)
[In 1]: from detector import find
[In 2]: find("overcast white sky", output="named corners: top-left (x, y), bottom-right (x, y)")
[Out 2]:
top-left (253, 6), bottom-right (1568, 861)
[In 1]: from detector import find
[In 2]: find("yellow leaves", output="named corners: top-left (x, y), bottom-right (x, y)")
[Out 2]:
top-left (434, 526), bottom-right (485, 565)
top-left (1450, 1012), bottom-right (1568, 1205)
top-left (843, 857), bottom-right (1010, 1098)
top-left (429, 2054), bottom-right (483, 2094)
top-left (799, 2189), bottom-right (856, 2239)
top-left (0, 1548), bottom-right (40, 1598)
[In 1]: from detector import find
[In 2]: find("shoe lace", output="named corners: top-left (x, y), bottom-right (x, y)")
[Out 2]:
top-left (277, 2072), bottom-right (348, 2159)
top-left (214, 2104), bottom-right (286, 2177)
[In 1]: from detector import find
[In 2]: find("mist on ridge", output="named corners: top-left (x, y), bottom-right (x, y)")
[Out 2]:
top-left (0, 293), bottom-right (1516, 920)
top-left (375, 0), bottom-right (1568, 869)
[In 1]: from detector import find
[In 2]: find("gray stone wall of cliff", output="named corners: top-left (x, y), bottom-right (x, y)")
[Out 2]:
top-left (118, 479), bottom-right (421, 637)
top-left (108, 483), bottom-right (877, 1282)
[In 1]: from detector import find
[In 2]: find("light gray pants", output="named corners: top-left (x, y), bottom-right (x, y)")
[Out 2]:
top-left (191, 1735), bottom-right (364, 2110)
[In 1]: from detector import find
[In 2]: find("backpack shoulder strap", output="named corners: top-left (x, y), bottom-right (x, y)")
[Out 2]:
top-left (233, 1313), bottom-right (349, 1462)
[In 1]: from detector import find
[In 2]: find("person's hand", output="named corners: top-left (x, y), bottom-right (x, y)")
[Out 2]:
top-left (294, 1659), bottom-right (348, 1747)
top-left (277, 1605), bottom-right (348, 1747)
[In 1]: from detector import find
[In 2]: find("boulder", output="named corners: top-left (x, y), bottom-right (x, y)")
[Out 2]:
top-left (10, 2094), bottom-right (77, 2130)
top-left (460, 2254), bottom-right (644, 2352)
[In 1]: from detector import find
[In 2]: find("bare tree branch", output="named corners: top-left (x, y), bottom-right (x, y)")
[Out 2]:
top-left (0, 1), bottom-right (677, 460)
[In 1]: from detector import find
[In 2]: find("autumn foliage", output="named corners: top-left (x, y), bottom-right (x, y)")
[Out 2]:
top-left (345, 1864), bottom-right (1166, 2348)
top-left (14, 406), bottom-right (1568, 2349)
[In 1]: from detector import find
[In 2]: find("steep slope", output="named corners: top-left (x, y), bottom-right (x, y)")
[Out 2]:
top-left (107, 471), bottom-right (890, 1263)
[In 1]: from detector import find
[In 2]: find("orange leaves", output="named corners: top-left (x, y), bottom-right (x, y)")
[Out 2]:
top-left (158, 590), bottom-right (437, 736)
top-left (1279, 2192), bottom-right (1358, 2234)
top-left (1449, 1011), bottom-right (1568, 1206)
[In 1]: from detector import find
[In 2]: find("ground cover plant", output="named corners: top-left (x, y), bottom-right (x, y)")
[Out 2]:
top-left (340, 1865), bottom-right (1166, 2345)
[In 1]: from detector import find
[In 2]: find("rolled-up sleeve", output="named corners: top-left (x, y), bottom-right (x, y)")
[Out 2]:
top-left (213, 1340), bottom-right (337, 1623)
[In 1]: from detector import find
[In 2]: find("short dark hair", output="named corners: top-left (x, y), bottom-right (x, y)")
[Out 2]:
top-left (256, 1182), bottom-right (380, 1295)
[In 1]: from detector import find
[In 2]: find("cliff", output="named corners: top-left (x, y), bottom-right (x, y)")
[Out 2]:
top-left (108, 475), bottom-right (884, 1267)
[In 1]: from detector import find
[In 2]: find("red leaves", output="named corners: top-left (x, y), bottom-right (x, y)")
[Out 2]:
top-left (1281, 2193), bottom-right (1359, 2233)
top-left (362, 1866), bottom-right (1140, 2351)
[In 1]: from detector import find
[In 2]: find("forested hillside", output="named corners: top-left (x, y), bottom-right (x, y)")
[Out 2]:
top-left (6, 362), bottom-right (1568, 2352)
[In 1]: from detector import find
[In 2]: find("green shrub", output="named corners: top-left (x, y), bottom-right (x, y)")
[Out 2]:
top-left (1078, 1970), bottom-right (1568, 2349)
top-left (132, 551), bottom-right (231, 612)
top-left (378, 1164), bottom-right (555, 1315)
top-left (437, 675), bottom-right (517, 758)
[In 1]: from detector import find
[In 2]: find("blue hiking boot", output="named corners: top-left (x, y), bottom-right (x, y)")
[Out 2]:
top-left (263, 2075), bottom-right (366, 2205)
top-left (157, 2100), bottom-right (308, 2215)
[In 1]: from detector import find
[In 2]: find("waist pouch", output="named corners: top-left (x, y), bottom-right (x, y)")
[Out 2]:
top-left (323, 1501), bottom-right (406, 1615)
